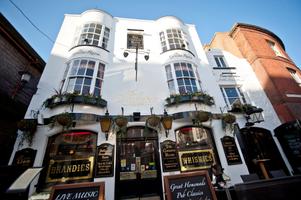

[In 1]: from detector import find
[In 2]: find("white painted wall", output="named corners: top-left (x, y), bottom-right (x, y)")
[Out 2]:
top-left (10, 9), bottom-right (292, 199)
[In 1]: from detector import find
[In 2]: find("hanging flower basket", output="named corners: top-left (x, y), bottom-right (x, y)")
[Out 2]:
top-left (222, 113), bottom-right (236, 124)
top-left (195, 111), bottom-right (210, 122)
top-left (146, 115), bottom-right (161, 127)
top-left (56, 112), bottom-right (73, 127)
top-left (115, 116), bottom-right (128, 128)
top-left (17, 119), bottom-right (37, 133)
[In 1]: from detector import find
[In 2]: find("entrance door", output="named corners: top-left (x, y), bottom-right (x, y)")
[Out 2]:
top-left (115, 127), bottom-right (163, 199)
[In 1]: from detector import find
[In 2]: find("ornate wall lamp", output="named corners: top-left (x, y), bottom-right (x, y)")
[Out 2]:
top-left (99, 110), bottom-right (113, 140)
top-left (11, 71), bottom-right (32, 99)
top-left (245, 107), bottom-right (264, 127)
top-left (161, 110), bottom-right (173, 137)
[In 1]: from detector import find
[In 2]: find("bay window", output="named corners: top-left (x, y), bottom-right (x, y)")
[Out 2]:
top-left (165, 62), bottom-right (200, 95)
top-left (64, 59), bottom-right (105, 97)
top-left (159, 28), bottom-right (188, 52)
top-left (78, 23), bottom-right (110, 49)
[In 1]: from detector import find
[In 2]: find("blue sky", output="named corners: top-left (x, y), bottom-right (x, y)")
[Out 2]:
top-left (1, 0), bottom-right (301, 67)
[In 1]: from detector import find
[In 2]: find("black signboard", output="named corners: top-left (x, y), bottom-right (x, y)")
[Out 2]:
top-left (12, 148), bottom-right (37, 167)
top-left (221, 136), bottom-right (242, 165)
top-left (164, 171), bottom-right (217, 200)
top-left (127, 34), bottom-right (143, 49)
top-left (161, 140), bottom-right (180, 172)
top-left (95, 143), bottom-right (114, 177)
top-left (49, 182), bottom-right (105, 200)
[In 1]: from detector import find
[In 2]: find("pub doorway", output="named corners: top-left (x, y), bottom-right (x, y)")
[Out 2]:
top-left (115, 126), bottom-right (163, 200)
top-left (237, 127), bottom-right (289, 178)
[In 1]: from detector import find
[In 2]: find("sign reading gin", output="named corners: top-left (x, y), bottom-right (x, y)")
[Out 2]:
top-left (164, 171), bottom-right (217, 200)
top-left (49, 182), bottom-right (105, 200)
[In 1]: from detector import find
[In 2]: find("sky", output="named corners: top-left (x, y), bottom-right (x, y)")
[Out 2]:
top-left (1, 0), bottom-right (301, 67)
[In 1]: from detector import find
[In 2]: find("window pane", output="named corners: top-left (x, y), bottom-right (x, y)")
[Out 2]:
top-left (177, 79), bottom-right (184, 86)
top-left (86, 61), bottom-right (95, 76)
top-left (75, 77), bottom-right (83, 84)
top-left (82, 86), bottom-right (90, 95)
top-left (214, 57), bottom-right (221, 67)
top-left (224, 88), bottom-right (239, 98)
top-left (74, 85), bottom-right (81, 93)
top-left (84, 78), bottom-right (92, 85)
top-left (78, 60), bottom-right (87, 75)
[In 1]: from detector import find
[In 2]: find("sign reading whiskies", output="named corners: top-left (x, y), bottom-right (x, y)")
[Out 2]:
top-left (164, 171), bottom-right (217, 200)
top-left (161, 140), bottom-right (180, 172)
top-left (49, 182), bottom-right (105, 200)
top-left (221, 136), bottom-right (242, 165)
top-left (95, 143), bottom-right (114, 177)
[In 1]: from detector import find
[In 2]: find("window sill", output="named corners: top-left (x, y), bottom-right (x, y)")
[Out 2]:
top-left (213, 67), bottom-right (236, 70)
top-left (160, 48), bottom-right (195, 57)
top-left (69, 45), bottom-right (110, 52)
top-left (43, 94), bottom-right (107, 109)
top-left (165, 93), bottom-right (214, 107)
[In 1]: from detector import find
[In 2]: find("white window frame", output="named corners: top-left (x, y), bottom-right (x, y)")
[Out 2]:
top-left (287, 68), bottom-right (301, 87)
top-left (220, 86), bottom-right (246, 108)
top-left (159, 28), bottom-right (189, 52)
top-left (214, 55), bottom-right (228, 68)
top-left (63, 58), bottom-right (105, 97)
top-left (267, 40), bottom-right (283, 57)
top-left (164, 62), bottom-right (201, 95)
top-left (78, 23), bottom-right (110, 50)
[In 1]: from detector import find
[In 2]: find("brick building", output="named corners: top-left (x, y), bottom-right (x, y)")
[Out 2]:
top-left (205, 23), bottom-right (301, 176)
top-left (0, 13), bottom-right (45, 165)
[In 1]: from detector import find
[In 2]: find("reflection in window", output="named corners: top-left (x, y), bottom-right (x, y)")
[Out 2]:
top-left (41, 131), bottom-right (97, 188)
top-left (287, 68), bottom-right (301, 87)
top-left (165, 62), bottom-right (200, 95)
top-left (78, 23), bottom-right (110, 49)
top-left (64, 59), bottom-right (105, 96)
top-left (159, 28), bottom-right (188, 52)
top-left (220, 86), bottom-right (246, 107)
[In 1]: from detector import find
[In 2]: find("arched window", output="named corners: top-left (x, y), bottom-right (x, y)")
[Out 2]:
top-left (63, 59), bottom-right (105, 96)
top-left (175, 127), bottom-right (220, 171)
top-left (40, 131), bottom-right (97, 189)
top-left (165, 62), bottom-right (201, 95)
top-left (78, 23), bottom-right (110, 49)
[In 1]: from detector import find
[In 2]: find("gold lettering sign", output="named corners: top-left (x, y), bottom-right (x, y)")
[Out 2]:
top-left (46, 157), bottom-right (94, 183)
top-left (178, 149), bottom-right (215, 172)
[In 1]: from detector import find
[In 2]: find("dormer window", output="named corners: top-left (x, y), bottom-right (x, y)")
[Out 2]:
top-left (267, 40), bottom-right (283, 57)
top-left (287, 68), bottom-right (301, 87)
top-left (78, 23), bottom-right (110, 49)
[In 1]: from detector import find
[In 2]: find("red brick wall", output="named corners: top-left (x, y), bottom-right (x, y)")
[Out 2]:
top-left (231, 26), bottom-right (301, 122)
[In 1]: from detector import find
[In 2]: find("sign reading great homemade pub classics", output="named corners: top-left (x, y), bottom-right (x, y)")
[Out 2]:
top-left (49, 182), bottom-right (105, 200)
top-left (161, 140), bottom-right (180, 172)
top-left (95, 143), bottom-right (114, 177)
top-left (164, 171), bottom-right (217, 200)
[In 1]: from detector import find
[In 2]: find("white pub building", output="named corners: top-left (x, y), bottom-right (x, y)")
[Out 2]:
top-left (9, 9), bottom-right (292, 200)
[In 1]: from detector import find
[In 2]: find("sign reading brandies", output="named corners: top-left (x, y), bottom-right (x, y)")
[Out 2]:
top-left (161, 140), bottom-right (180, 172)
top-left (164, 171), bottom-right (217, 200)
top-left (49, 182), bottom-right (105, 200)
top-left (221, 136), bottom-right (242, 165)
top-left (95, 143), bottom-right (114, 177)
top-left (46, 157), bottom-right (94, 182)
top-left (179, 149), bottom-right (215, 172)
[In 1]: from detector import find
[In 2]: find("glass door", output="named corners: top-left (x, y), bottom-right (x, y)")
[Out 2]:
top-left (115, 127), bottom-right (162, 199)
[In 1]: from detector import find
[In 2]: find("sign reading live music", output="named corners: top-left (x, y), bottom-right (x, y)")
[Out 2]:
top-left (49, 182), bottom-right (105, 200)
top-left (164, 171), bottom-right (217, 200)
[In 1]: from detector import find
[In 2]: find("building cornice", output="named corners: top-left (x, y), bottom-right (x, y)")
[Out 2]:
top-left (229, 23), bottom-right (285, 51)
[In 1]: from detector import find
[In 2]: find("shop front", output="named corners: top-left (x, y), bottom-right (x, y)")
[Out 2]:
top-left (38, 131), bottom-right (97, 191)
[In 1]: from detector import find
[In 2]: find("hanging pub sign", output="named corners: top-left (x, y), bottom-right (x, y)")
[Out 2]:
top-left (164, 171), bottom-right (217, 200)
top-left (221, 136), bottom-right (242, 165)
top-left (178, 149), bottom-right (215, 172)
top-left (95, 143), bottom-right (114, 177)
top-left (49, 182), bottom-right (105, 200)
top-left (46, 157), bottom-right (94, 183)
top-left (161, 140), bottom-right (180, 172)
top-left (12, 148), bottom-right (37, 167)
